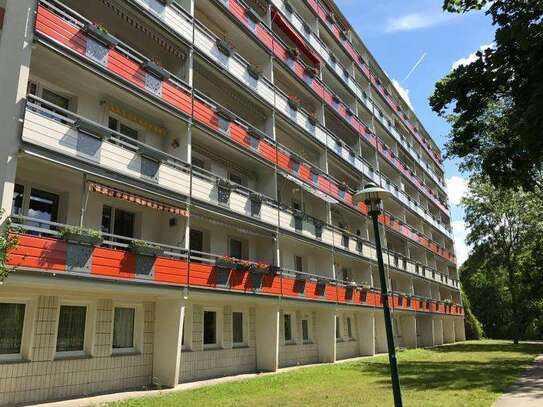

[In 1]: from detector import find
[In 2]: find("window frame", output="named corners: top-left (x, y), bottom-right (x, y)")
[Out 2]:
top-left (0, 297), bottom-right (36, 362)
top-left (101, 205), bottom-right (137, 239)
top-left (228, 236), bottom-right (247, 260)
top-left (335, 315), bottom-right (343, 342)
top-left (231, 309), bottom-right (247, 348)
top-left (12, 181), bottom-right (62, 227)
top-left (301, 313), bottom-right (312, 344)
top-left (54, 300), bottom-right (95, 359)
top-left (283, 312), bottom-right (295, 345)
top-left (294, 255), bottom-right (304, 273)
top-left (202, 307), bottom-right (222, 350)
top-left (27, 78), bottom-right (74, 112)
top-left (111, 303), bottom-right (142, 355)
top-left (345, 315), bottom-right (354, 340)
top-left (107, 112), bottom-right (144, 141)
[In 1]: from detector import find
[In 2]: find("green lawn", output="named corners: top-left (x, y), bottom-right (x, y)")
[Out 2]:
top-left (110, 340), bottom-right (543, 407)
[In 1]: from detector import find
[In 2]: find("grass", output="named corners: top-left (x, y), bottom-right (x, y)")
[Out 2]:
top-left (109, 340), bottom-right (543, 407)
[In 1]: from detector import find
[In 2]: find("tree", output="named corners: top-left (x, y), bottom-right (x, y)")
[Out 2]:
top-left (430, 0), bottom-right (543, 192)
top-left (0, 209), bottom-right (19, 282)
top-left (461, 178), bottom-right (543, 343)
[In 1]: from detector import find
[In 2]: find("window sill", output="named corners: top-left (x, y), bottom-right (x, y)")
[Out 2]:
top-left (232, 344), bottom-right (249, 349)
top-left (0, 356), bottom-right (30, 365)
top-left (112, 350), bottom-right (141, 357)
top-left (54, 352), bottom-right (91, 361)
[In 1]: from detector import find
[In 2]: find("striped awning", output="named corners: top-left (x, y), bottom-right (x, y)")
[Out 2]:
top-left (88, 181), bottom-right (189, 217)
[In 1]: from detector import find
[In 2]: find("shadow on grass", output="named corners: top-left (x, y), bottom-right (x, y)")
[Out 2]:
top-left (344, 341), bottom-right (543, 394)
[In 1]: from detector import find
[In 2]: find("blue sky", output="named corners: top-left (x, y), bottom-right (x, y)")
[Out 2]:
top-left (335, 0), bottom-right (495, 264)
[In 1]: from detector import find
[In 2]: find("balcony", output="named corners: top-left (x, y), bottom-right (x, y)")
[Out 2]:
top-left (6, 216), bottom-right (463, 316)
top-left (31, 0), bottom-right (456, 265)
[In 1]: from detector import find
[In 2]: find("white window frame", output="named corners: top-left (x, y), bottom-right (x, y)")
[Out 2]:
top-left (27, 77), bottom-right (75, 111)
top-left (300, 313), bottom-right (312, 344)
top-left (54, 300), bottom-right (95, 359)
top-left (336, 315), bottom-right (343, 342)
top-left (111, 303), bottom-right (143, 355)
top-left (231, 308), bottom-right (248, 348)
top-left (228, 236), bottom-right (247, 260)
top-left (294, 255), bottom-right (304, 273)
top-left (0, 297), bottom-right (36, 362)
top-left (203, 307), bottom-right (223, 350)
top-left (345, 315), bottom-right (355, 340)
top-left (107, 112), bottom-right (145, 141)
top-left (12, 181), bottom-right (63, 224)
top-left (283, 312), bottom-right (295, 345)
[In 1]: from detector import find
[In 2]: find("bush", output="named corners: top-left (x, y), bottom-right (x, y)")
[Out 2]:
top-left (462, 291), bottom-right (484, 340)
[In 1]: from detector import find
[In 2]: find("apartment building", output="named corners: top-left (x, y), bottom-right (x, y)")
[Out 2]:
top-left (0, 0), bottom-right (464, 404)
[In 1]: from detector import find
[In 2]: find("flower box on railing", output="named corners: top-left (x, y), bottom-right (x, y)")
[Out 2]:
top-left (83, 23), bottom-right (119, 48)
top-left (308, 112), bottom-right (318, 126)
top-left (215, 106), bottom-right (235, 122)
top-left (216, 38), bottom-right (234, 57)
top-left (326, 12), bottom-right (336, 24)
top-left (60, 226), bottom-right (103, 246)
top-left (287, 46), bottom-right (300, 60)
top-left (128, 240), bottom-right (163, 257)
top-left (142, 60), bottom-right (170, 81)
top-left (346, 107), bottom-right (354, 117)
top-left (288, 95), bottom-right (301, 111)
top-left (295, 272), bottom-right (309, 281)
top-left (138, 144), bottom-right (170, 163)
top-left (283, 0), bottom-right (293, 13)
top-left (156, 0), bottom-right (173, 5)
top-left (215, 256), bottom-right (239, 270)
top-left (313, 218), bottom-right (323, 239)
top-left (245, 7), bottom-right (260, 23)
top-left (329, 53), bottom-right (337, 64)
top-left (247, 64), bottom-right (262, 80)
top-left (74, 118), bottom-right (111, 140)
top-left (249, 192), bottom-right (263, 216)
top-left (216, 178), bottom-right (232, 204)
top-left (304, 65), bottom-right (319, 78)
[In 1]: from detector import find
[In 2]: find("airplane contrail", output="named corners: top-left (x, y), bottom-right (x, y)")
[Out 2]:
top-left (403, 52), bottom-right (427, 82)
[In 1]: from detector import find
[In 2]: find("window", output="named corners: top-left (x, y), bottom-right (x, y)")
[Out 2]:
top-left (228, 172), bottom-right (244, 186)
top-left (27, 188), bottom-right (59, 230)
top-left (108, 117), bottom-right (139, 140)
top-left (346, 317), bottom-right (353, 339)
top-left (42, 88), bottom-right (69, 110)
top-left (342, 269), bottom-right (351, 282)
top-left (301, 318), bottom-right (310, 343)
top-left (11, 184), bottom-right (24, 216)
top-left (101, 206), bottom-right (135, 238)
top-left (0, 303), bottom-right (26, 355)
top-left (232, 312), bottom-right (244, 345)
top-left (335, 316), bottom-right (341, 340)
top-left (294, 255), bottom-right (303, 272)
top-left (113, 307), bottom-right (135, 350)
top-left (284, 314), bottom-right (292, 342)
top-left (190, 229), bottom-right (204, 253)
top-left (229, 238), bottom-right (243, 259)
top-left (56, 305), bottom-right (86, 353)
top-left (192, 157), bottom-right (205, 170)
top-left (203, 311), bottom-right (217, 346)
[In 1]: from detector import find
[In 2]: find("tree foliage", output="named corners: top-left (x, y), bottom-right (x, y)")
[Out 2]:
top-left (460, 178), bottom-right (543, 342)
top-left (430, 0), bottom-right (543, 192)
top-left (0, 209), bottom-right (19, 282)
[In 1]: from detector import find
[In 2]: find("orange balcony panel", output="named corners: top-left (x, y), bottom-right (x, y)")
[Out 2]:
top-left (7, 234), bottom-right (66, 272)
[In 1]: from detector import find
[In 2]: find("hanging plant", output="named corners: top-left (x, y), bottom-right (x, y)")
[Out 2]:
top-left (0, 209), bottom-right (20, 282)
top-left (288, 95), bottom-right (301, 110)
top-left (287, 47), bottom-right (300, 60)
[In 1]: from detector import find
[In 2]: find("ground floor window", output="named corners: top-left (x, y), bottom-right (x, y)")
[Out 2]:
top-left (113, 307), bottom-right (135, 350)
top-left (56, 305), bottom-right (86, 353)
top-left (301, 318), bottom-right (310, 343)
top-left (346, 316), bottom-right (353, 339)
top-left (284, 313), bottom-right (293, 342)
top-left (203, 310), bottom-right (217, 346)
top-left (336, 316), bottom-right (341, 340)
top-left (232, 311), bottom-right (244, 345)
top-left (0, 303), bottom-right (25, 355)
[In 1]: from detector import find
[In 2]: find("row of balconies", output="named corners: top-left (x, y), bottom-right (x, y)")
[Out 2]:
top-left (198, 0), bottom-right (450, 213)
top-left (6, 218), bottom-right (464, 313)
top-left (21, 93), bottom-right (457, 287)
top-left (31, 0), bottom-right (456, 262)
top-left (283, 0), bottom-right (444, 168)
top-left (99, 0), bottom-right (452, 232)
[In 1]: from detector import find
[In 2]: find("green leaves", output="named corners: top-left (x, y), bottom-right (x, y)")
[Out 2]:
top-left (432, 1), bottom-right (543, 192)
top-left (0, 209), bottom-right (20, 282)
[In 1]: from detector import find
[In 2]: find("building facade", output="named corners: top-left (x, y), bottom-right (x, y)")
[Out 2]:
top-left (0, 0), bottom-right (464, 404)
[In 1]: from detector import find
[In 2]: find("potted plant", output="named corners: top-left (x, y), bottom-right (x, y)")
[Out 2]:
top-left (60, 225), bottom-right (103, 246)
top-left (215, 106), bottom-right (235, 122)
top-left (312, 218), bottom-right (323, 238)
top-left (287, 46), bottom-right (300, 60)
top-left (287, 95), bottom-right (301, 110)
top-left (216, 178), bottom-right (232, 204)
top-left (304, 65), bottom-right (319, 78)
top-left (83, 23), bottom-right (119, 48)
top-left (329, 53), bottom-right (337, 64)
top-left (245, 7), bottom-right (260, 23)
top-left (308, 112), bottom-right (318, 126)
top-left (266, 265), bottom-right (281, 275)
top-left (283, 0), bottom-right (293, 13)
top-left (142, 59), bottom-right (171, 81)
top-left (247, 64), bottom-right (262, 80)
top-left (216, 37), bottom-right (234, 57)
top-left (215, 256), bottom-right (239, 270)
top-left (326, 12), bottom-right (336, 24)
top-left (128, 240), bottom-right (163, 257)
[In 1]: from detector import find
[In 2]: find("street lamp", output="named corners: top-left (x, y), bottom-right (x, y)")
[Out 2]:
top-left (353, 182), bottom-right (403, 407)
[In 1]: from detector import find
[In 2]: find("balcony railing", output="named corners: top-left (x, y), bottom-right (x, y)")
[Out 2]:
top-left (128, 0), bottom-right (451, 218)
top-left (32, 0), bottom-right (456, 263)
top-left (6, 216), bottom-right (463, 315)
top-left (297, 0), bottom-right (444, 167)
top-left (21, 96), bottom-right (458, 289)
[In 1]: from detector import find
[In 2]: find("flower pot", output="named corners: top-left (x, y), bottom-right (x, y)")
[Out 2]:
top-left (215, 257), bottom-right (238, 270)
top-left (83, 24), bottom-right (119, 48)
top-left (129, 242), bottom-right (163, 257)
top-left (216, 38), bottom-right (234, 57)
top-left (142, 61), bottom-right (171, 81)
top-left (61, 232), bottom-right (103, 247)
top-left (247, 64), bottom-right (262, 80)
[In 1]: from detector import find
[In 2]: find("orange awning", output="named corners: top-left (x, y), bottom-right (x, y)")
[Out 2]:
top-left (88, 181), bottom-right (189, 217)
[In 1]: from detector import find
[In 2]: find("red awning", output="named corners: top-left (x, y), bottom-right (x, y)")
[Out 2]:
top-left (88, 181), bottom-right (189, 217)
top-left (271, 9), bottom-right (321, 65)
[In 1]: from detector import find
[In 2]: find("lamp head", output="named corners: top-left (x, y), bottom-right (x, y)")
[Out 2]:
top-left (353, 183), bottom-right (392, 214)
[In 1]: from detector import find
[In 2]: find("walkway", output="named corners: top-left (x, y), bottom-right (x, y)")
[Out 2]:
top-left (493, 355), bottom-right (543, 407)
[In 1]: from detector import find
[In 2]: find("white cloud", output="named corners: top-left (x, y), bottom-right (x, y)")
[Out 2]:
top-left (446, 175), bottom-right (468, 205)
top-left (385, 11), bottom-right (454, 33)
top-left (451, 220), bottom-right (470, 266)
top-left (392, 79), bottom-right (413, 109)
top-left (451, 43), bottom-right (494, 70)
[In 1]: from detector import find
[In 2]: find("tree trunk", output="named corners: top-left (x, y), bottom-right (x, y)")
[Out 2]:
top-left (506, 258), bottom-right (521, 345)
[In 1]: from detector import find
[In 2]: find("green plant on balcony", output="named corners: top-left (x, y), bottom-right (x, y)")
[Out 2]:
top-left (0, 209), bottom-right (20, 282)
top-left (60, 225), bottom-right (103, 246)
top-left (288, 95), bottom-right (301, 111)
top-left (128, 239), bottom-right (163, 257)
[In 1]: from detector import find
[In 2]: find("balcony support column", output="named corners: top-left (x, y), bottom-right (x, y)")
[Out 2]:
top-left (400, 314), bottom-right (417, 349)
top-left (153, 300), bottom-right (185, 387)
top-left (0, 0), bottom-right (35, 223)
top-left (316, 309), bottom-right (336, 363)
top-left (255, 305), bottom-right (280, 372)
top-left (357, 311), bottom-right (375, 356)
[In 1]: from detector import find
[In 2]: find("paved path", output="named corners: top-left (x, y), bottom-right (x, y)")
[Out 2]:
top-left (493, 355), bottom-right (543, 407)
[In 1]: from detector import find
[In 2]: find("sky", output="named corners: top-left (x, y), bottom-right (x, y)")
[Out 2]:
top-left (334, 0), bottom-right (496, 265)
